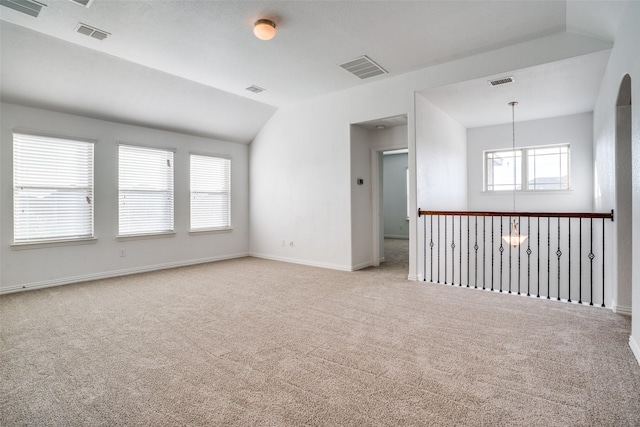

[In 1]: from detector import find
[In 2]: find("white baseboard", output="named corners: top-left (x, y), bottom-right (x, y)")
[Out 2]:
top-left (0, 252), bottom-right (249, 295)
top-left (630, 336), bottom-right (640, 366)
top-left (612, 303), bottom-right (632, 316)
top-left (351, 261), bottom-right (372, 271)
top-left (249, 252), bottom-right (354, 272)
top-left (408, 273), bottom-right (423, 281)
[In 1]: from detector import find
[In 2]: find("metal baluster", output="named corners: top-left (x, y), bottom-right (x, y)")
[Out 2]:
top-left (444, 216), bottom-right (448, 284)
top-left (499, 217), bottom-right (504, 292)
top-left (602, 218), bottom-right (606, 307)
top-left (459, 216), bottom-right (462, 287)
top-left (474, 216), bottom-right (479, 289)
top-left (508, 215), bottom-right (512, 294)
top-left (423, 213), bottom-right (427, 282)
top-left (537, 217), bottom-right (540, 298)
top-left (517, 216), bottom-right (521, 295)
top-left (568, 219), bottom-right (572, 303)
top-left (579, 219), bottom-right (583, 304)
top-left (483, 217), bottom-right (486, 290)
top-left (556, 217), bottom-right (561, 301)
top-left (467, 216), bottom-right (470, 288)
top-left (589, 218), bottom-right (594, 306)
top-left (430, 215), bottom-right (434, 282)
top-left (491, 217), bottom-right (495, 291)
top-left (437, 215), bottom-right (441, 283)
top-left (547, 217), bottom-right (551, 300)
top-left (450, 215), bottom-right (455, 286)
top-left (526, 218), bottom-right (531, 297)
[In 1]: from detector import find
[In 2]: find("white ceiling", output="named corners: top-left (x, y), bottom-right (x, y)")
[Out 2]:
top-left (419, 49), bottom-right (611, 128)
top-left (0, 1), bottom-right (628, 142)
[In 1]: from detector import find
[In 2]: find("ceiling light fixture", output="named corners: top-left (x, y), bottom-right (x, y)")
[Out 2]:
top-left (502, 101), bottom-right (528, 248)
top-left (253, 19), bottom-right (276, 41)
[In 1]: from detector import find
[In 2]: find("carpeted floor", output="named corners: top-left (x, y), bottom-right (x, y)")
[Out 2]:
top-left (1, 239), bottom-right (639, 426)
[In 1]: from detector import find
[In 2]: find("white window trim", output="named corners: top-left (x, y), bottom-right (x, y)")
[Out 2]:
top-left (118, 143), bottom-right (175, 238)
top-left (189, 153), bottom-right (232, 233)
top-left (13, 132), bottom-right (95, 246)
top-left (484, 143), bottom-right (571, 192)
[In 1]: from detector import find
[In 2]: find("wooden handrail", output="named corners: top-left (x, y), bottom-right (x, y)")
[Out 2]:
top-left (418, 209), bottom-right (614, 221)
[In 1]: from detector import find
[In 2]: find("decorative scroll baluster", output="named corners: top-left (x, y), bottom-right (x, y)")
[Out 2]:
top-left (451, 215), bottom-right (455, 286)
top-left (499, 218), bottom-right (504, 292)
top-left (526, 218), bottom-right (531, 297)
top-left (459, 216), bottom-right (463, 287)
top-left (491, 217), bottom-right (495, 291)
top-left (589, 218), bottom-right (594, 306)
top-left (430, 215), bottom-right (434, 282)
top-left (557, 217), bottom-right (561, 301)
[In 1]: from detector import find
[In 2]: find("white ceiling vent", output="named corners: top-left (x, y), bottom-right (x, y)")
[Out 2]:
top-left (339, 55), bottom-right (388, 79)
top-left (69, 0), bottom-right (94, 7)
top-left (246, 85), bottom-right (265, 94)
top-left (0, 0), bottom-right (46, 18)
top-left (489, 76), bottom-right (515, 87)
top-left (75, 23), bottom-right (110, 40)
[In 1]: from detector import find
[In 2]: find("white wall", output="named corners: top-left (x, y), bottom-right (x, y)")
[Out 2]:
top-left (416, 95), bottom-right (468, 212)
top-left (350, 124), bottom-right (373, 269)
top-left (591, 1), bottom-right (640, 363)
top-left (467, 112), bottom-right (594, 212)
top-left (383, 153), bottom-right (409, 239)
top-left (249, 32), bottom-right (612, 280)
top-left (0, 103), bottom-right (250, 293)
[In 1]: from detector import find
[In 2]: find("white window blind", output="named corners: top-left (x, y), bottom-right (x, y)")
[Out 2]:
top-left (13, 133), bottom-right (94, 244)
top-left (119, 144), bottom-right (174, 236)
top-left (190, 154), bottom-right (231, 231)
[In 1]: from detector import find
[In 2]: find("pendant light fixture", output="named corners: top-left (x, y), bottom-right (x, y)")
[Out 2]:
top-left (502, 101), bottom-right (528, 247)
top-left (253, 19), bottom-right (276, 40)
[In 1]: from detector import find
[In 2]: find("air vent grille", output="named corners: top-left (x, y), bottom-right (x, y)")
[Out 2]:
top-left (246, 85), bottom-right (265, 93)
top-left (489, 76), bottom-right (515, 86)
top-left (69, 0), bottom-right (93, 7)
top-left (0, 0), bottom-right (46, 17)
top-left (75, 23), bottom-right (110, 40)
top-left (339, 55), bottom-right (388, 79)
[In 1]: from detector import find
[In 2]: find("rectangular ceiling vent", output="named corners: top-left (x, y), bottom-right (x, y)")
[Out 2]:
top-left (246, 85), bottom-right (265, 94)
top-left (0, 0), bottom-right (46, 18)
top-left (75, 23), bottom-right (110, 40)
top-left (339, 55), bottom-right (388, 80)
top-left (489, 76), bottom-right (515, 87)
top-left (69, 0), bottom-right (94, 7)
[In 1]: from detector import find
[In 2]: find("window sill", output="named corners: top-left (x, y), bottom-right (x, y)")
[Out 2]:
top-left (117, 232), bottom-right (176, 242)
top-left (189, 228), bottom-right (233, 236)
top-left (12, 237), bottom-right (97, 251)
top-left (482, 189), bottom-right (573, 195)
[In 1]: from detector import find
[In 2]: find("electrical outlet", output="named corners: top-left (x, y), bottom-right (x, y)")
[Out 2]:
top-left (289, 241), bottom-right (294, 247)
top-left (119, 248), bottom-right (126, 257)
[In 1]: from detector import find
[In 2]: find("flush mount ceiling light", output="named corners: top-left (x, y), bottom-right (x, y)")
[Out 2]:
top-left (253, 19), bottom-right (276, 41)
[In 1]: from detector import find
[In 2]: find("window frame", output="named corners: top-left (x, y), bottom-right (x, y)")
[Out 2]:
top-left (118, 143), bottom-right (176, 239)
top-left (484, 143), bottom-right (571, 192)
top-left (12, 131), bottom-right (96, 247)
top-left (189, 153), bottom-right (232, 233)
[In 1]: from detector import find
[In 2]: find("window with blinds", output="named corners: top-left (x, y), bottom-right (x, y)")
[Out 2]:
top-left (119, 144), bottom-right (174, 236)
top-left (190, 154), bottom-right (231, 231)
top-left (13, 133), bottom-right (94, 244)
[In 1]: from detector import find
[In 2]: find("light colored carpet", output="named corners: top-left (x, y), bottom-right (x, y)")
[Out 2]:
top-left (1, 239), bottom-right (639, 426)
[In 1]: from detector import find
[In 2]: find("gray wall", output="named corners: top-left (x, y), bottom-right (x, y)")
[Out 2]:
top-left (383, 153), bottom-right (409, 239)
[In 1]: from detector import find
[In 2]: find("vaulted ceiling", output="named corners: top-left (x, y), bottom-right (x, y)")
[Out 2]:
top-left (0, 1), bottom-right (627, 143)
